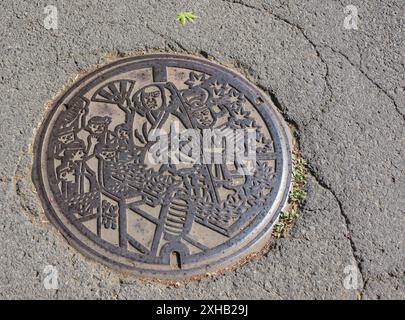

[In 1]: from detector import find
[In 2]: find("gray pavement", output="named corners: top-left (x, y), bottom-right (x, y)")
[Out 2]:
top-left (0, 0), bottom-right (404, 299)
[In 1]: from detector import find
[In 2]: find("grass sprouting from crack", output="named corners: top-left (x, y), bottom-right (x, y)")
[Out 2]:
top-left (289, 189), bottom-right (307, 203)
top-left (273, 154), bottom-right (308, 239)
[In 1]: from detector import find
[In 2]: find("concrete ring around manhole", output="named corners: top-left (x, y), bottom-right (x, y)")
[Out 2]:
top-left (32, 54), bottom-right (292, 279)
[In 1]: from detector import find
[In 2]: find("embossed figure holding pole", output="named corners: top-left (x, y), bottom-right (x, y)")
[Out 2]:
top-left (35, 56), bottom-right (291, 277)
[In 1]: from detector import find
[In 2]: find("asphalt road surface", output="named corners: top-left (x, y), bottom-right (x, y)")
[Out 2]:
top-left (0, 0), bottom-right (403, 299)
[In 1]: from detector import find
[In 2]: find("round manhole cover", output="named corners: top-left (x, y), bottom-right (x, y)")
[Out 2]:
top-left (33, 54), bottom-right (292, 278)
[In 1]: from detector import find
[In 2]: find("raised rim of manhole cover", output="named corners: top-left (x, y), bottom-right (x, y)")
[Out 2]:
top-left (33, 54), bottom-right (292, 279)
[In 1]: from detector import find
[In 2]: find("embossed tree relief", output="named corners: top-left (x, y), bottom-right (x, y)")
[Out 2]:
top-left (33, 55), bottom-right (292, 278)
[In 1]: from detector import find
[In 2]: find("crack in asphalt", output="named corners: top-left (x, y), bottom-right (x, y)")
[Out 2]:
top-left (222, 0), bottom-right (405, 120)
top-left (307, 169), bottom-right (365, 294)
top-left (323, 44), bottom-right (405, 120)
top-left (221, 0), bottom-right (404, 122)
top-left (220, 0), bottom-right (333, 118)
top-left (257, 78), bottom-right (366, 295)
top-left (221, 0), bottom-right (258, 10)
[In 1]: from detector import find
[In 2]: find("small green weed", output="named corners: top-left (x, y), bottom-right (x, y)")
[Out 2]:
top-left (272, 151), bottom-right (308, 238)
top-left (177, 12), bottom-right (199, 26)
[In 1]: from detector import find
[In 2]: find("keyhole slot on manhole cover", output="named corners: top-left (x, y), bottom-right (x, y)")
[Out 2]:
top-left (170, 251), bottom-right (182, 270)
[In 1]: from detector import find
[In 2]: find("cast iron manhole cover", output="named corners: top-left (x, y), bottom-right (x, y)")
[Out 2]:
top-left (33, 54), bottom-right (292, 278)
